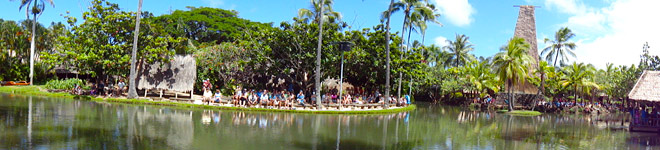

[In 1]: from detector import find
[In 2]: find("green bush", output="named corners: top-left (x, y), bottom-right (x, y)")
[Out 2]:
top-left (45, 78), bottom-right (86, 90)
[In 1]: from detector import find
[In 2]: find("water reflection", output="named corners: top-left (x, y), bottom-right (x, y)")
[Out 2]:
top-left (0, 94), bottom-right (657, 149)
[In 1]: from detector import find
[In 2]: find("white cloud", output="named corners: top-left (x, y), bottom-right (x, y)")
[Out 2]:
top-left (432, 0), bottom-right (475, 27)
top-left (544, 0), bottom-right (660, 68)
top-left (434, 36), bottom-right (449, 47)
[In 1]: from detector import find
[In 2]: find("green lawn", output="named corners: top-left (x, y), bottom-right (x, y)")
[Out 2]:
top-left (0, 85), bottom-right (415, 114)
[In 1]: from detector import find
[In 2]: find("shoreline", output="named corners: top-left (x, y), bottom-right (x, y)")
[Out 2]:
top-left (0, 86), bottom-right (415, 114)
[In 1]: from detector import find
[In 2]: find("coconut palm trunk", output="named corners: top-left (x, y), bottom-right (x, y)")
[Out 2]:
top-left (397, 10), bottom-right (410, 100)
top-left (314, 2), bottom-right (324, 109)
top-left (508, 80), bottom-right (514, 111)
top-left (384, 0), bottom-right (395, 108)
top-left (128, 0), bottom-right (143, 99)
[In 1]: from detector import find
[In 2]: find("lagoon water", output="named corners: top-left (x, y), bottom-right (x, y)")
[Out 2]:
top-left (0, 93), bottom-right (657, 149)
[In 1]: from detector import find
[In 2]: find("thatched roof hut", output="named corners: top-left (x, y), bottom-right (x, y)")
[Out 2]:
top-left (512, 5), bottom-right (539, 94)
top-left (628, 70), bottom-right (660, 102)
top-left (137, 55), bottom-right (196, 92)
top-left (322, 78), bottom-right (354, 91)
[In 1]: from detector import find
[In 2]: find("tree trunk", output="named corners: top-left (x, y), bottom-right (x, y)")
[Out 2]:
top-left (397, 10), bottom-right (410, 101)
top-left (574, 85), bottom-right (577, 106)
top-left (314, 3), bottom-right (324, 109)
top-left (29, 13), bottom-right (36, 85)
top-left (508, 80), bottom-right (514, 111)
top-left (532, 73), bottom-right (545, 111)
top-left (384, 0), bottom-right (395, 108)
top-left (553, 51), bottom-right (560, 67)
top-left (127, 0), bottom-right (143, 99)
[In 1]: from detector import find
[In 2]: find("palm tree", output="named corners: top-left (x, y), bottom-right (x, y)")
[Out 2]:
top-left (560, 62), bottom-right (599, 104)
top-left (383, 0), bottom-right (396, 108)
top-left (404, 3), bottom-right (441, 97)
top-left (312, 0), bottom-right (327, 109)
top-left (492, 37), bottom-right (532, 111)
top-left (531, 60), bottom-right (553, 110)
top-left (464, 60), bottom-right (499, 98)
top-left (415, 3), bottom-right (441, 56)
top-left (445, 34), bottom-right (474, 67)
top-left (127, 0), bottom-right (143, 99)
top-left (13, 0), bottom-right (54, 85)
top-left (389, 0), bottom-right (432, 99)
top-left (542, 27), bottom-right (576, 67)
top-left (297, 0), bottom-right (341, 24)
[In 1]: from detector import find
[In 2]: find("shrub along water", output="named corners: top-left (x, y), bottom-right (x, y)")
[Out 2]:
top-left (45, 78), bottom-right (87, 90)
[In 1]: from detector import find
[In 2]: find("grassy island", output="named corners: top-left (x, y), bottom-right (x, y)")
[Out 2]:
top-left (0, 86), bottom-right (415, 114)
top-left (496, 110), bottom-right (543, 116)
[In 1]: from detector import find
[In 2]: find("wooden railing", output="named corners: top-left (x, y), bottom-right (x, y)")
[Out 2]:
top-left (631, 117), bottom-right (660, 128)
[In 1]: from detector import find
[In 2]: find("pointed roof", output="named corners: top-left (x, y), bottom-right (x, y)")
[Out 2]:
top-left (512, 5), bottom-right (539, 94)
top-left (628, 70), bottom-right (660, 102)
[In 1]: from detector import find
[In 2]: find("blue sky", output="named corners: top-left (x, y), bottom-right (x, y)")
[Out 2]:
top-left (1, 0), bottom-right (658, 69)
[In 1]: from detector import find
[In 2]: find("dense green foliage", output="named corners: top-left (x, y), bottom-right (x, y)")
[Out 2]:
top-left (1, 0), bottom-right (657, 107)
top-left (44, 78), bottom-right (85, 90)
top-left (153, 6), bottom-right (272, 45)
top-left (40, 0), bottom-right (186, 79)
top-left (0, 19), bottom-right (56, 83)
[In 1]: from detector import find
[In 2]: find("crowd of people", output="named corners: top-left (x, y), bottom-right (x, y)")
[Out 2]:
top-left (73, 79), bottom-right (128, 97)
top-left (200, 79), bottom-right (411, 110)
top-left (630, 104), bottom-right (660, 127)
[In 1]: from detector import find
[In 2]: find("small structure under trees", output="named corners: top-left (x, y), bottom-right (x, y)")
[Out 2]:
top-left (628, 70), bottom-right (660, 132)
top-left (137, 55), bottom-right (197, 98)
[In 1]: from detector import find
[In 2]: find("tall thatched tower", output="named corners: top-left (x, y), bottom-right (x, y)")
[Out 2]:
top-left (513, 5), bottom-right (539, 94)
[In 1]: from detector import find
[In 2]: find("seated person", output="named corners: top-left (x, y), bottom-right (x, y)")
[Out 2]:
top-left (331, 94), bottom-right (337, 104)
top-left (296, 91), bottom-right (305, 105)
top-left (214, 89), bottom-right (222, 103)
top-left (355, 97), bottom-right (364, 104)
top-left (233, 89), bottom-right (242, 106)
top-left (310, 93), bottom-right (317, 105)
top-left (288, 92), bottom-right (295, 107)
top-left (240, 89), bottom-right (249, 107)
top-left (270, 92), bottom-right (279, 107)
top-left (248, 91), bottom-right (258, 106)
top-left (260, 90), bottom-right (269, 107)
top-left (278, 91), bottom-right (287, 108)
top-left (203, 88), bottom-right (213, 105)
top-left (117, 79), bottom-right (126, 95)
top-left (405, 95), bottom-right (411, 106)
top-left (344, 94), bottom-right (352, 105)
top-left (322, 93), bottom-right (328, 104)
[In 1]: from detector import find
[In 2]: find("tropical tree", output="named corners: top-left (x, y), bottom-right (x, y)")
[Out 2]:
top-left (388, 0), bottom-right (434, 98)
top-left (528, 60), bottom-right (554, 110)
top-left (297, 0), bottom-right (342, 24)
top-left (446, 34), bottom-right (475, 67)
top-left (127, 0), bottom-right (143, 98)
top-left (403, 2), bottom-right (441, 96)
top-left (47, 0), bottom-right (185, 82)
top-left (153, 7), bottom-right (272, 45)
top-left (423, 44), bottom-right (451, 68)
top-left (463, 60), bottom-right (499, 98)
top-left (560, 62), bottom-right (600, 104)
top-left (492, 37), bottom-right (532, 111)
top-left (414, 3), bottom-right (441, 55)
top-left (12, 0), bottom-right (54, 85)
top-left (542, 27), bottom-right (576, 67)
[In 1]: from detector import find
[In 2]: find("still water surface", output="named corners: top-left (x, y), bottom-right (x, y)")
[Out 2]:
top-left (0, 93), bottom-right (657, 149)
